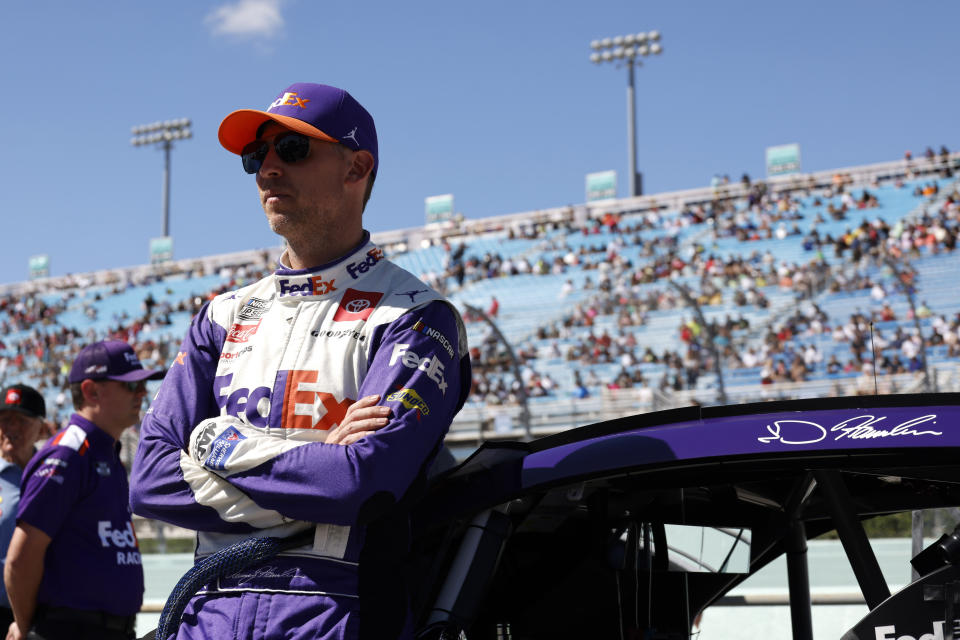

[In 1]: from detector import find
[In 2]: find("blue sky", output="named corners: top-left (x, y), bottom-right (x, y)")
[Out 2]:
top-left (2, 1), bottom-right (957, 284)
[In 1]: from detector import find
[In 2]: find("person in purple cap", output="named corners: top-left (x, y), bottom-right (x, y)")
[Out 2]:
top-left (5, 341), bottom-right (163, 640)
top-left (0, 384), bottom-right (48, 635)
top-left (129, 83), bottom-right (471, 640)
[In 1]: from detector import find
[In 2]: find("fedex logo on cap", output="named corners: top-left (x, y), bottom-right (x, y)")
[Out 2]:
top-left (269, 92), bottom-right (310, 110)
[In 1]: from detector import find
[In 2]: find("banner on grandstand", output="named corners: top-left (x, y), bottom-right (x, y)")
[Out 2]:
top-left (28, 255), bottom-right (49, 280)
top-left (425, 194), bottom-right (454, 225)
top-left (150, 236), bottom-right (173, 264)
top-left (586, 170), bottom-right (617, 202)
top-left (766, 143), bottom-right (801, 176)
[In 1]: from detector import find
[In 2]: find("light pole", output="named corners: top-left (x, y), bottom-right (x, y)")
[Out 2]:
top-left (131, 118), bottom-right (192, 238)
top-left (590, 31), bottom-right (663, 198)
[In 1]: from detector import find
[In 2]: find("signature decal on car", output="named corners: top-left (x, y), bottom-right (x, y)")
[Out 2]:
top-left (758, 414), bottom-right (942, 445)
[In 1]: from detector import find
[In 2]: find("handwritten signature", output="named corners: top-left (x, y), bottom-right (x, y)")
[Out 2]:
top-left (226, 565), bottom-right (301, 581)
top-left (758, 414), bottom-right (942, 445)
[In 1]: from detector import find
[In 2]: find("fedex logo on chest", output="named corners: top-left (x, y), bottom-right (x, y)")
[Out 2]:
top-left (213, 370), bottom-right (355, 431)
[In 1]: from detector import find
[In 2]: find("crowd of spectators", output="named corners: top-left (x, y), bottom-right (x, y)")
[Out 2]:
top-left (0, 251), bottom-right (277, 426)
top-left (460, 163), bottom-right (958, 403)
top-left (1, 154), bottom-right (957, 417)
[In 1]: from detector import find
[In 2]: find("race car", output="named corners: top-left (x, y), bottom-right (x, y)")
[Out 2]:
top-left (408, 393), bottom-right (960, 639)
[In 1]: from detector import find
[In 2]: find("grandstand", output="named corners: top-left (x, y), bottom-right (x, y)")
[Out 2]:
top-left (1, 151), bottom-right (958, 464)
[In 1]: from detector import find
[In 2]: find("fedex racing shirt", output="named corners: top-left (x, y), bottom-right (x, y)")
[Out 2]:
top-left (18, 414), bottom-right (144, 616)
top-left (130, 232), bottom-right (471, 597)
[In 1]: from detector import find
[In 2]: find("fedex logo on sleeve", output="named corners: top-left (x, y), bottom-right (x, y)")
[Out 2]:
top-left (389, 344), bottom-right (448, 395)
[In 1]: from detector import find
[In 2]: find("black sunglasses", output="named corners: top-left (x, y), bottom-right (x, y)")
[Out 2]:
top-left (241, 132), bottom-right (312, 174)
top-left (96, 379), bottom-right (147, 393)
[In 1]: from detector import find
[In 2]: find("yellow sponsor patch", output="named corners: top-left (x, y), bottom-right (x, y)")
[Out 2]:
top-left (386, 388), bottom-right (430, 416)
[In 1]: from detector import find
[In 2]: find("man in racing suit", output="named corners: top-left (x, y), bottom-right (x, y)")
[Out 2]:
top-left (130, 83), bottom-right (471, 640)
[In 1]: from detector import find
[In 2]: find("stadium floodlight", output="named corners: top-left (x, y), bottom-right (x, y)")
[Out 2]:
top-left (589, 30), bottom-right (664, 198)
top-left (131, 117), bottom-right (192, 239)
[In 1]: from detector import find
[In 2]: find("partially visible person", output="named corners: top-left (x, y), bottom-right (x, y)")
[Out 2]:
top-left (0, 385), bottom-right (47, 634)
top-left (4, 341), bottom-right (163, 640)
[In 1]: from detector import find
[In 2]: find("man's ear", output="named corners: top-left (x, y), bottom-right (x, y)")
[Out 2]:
top-left (346, 150), bottom-right (375, 185)
top-left (80, 379), bottom-right (99, 405)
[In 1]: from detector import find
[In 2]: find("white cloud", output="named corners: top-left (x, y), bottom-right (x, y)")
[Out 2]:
top-left (206, 0), bottom-right (284, 40)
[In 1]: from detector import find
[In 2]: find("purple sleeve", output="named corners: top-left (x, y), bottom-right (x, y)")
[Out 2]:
top-left (17, 448), bottom-right (83, 538)
top-left (221, 300), bottom-right (471, 525)
top-left (129, 302), bottom-right (254, 533)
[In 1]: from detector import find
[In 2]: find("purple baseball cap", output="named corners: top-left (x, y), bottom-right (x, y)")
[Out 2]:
top-left (68, 340), bottom-right (165, 384)
top-left (218, 82), bottom-right (379, 177)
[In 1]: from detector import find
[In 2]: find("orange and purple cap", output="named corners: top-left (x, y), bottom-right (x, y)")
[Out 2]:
top-left (218, 82), bottom-right (378, 177)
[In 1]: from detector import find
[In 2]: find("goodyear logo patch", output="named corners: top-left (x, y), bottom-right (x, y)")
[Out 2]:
top-left (386, 388), bottom-right (430, 416)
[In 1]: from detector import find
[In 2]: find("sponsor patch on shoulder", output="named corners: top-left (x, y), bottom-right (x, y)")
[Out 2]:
top-left (33, 467), bottom-right (64, 484)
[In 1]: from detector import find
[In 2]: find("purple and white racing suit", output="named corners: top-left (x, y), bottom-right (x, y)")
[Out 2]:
top-left (130, 233), bottom-right (471, 639)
